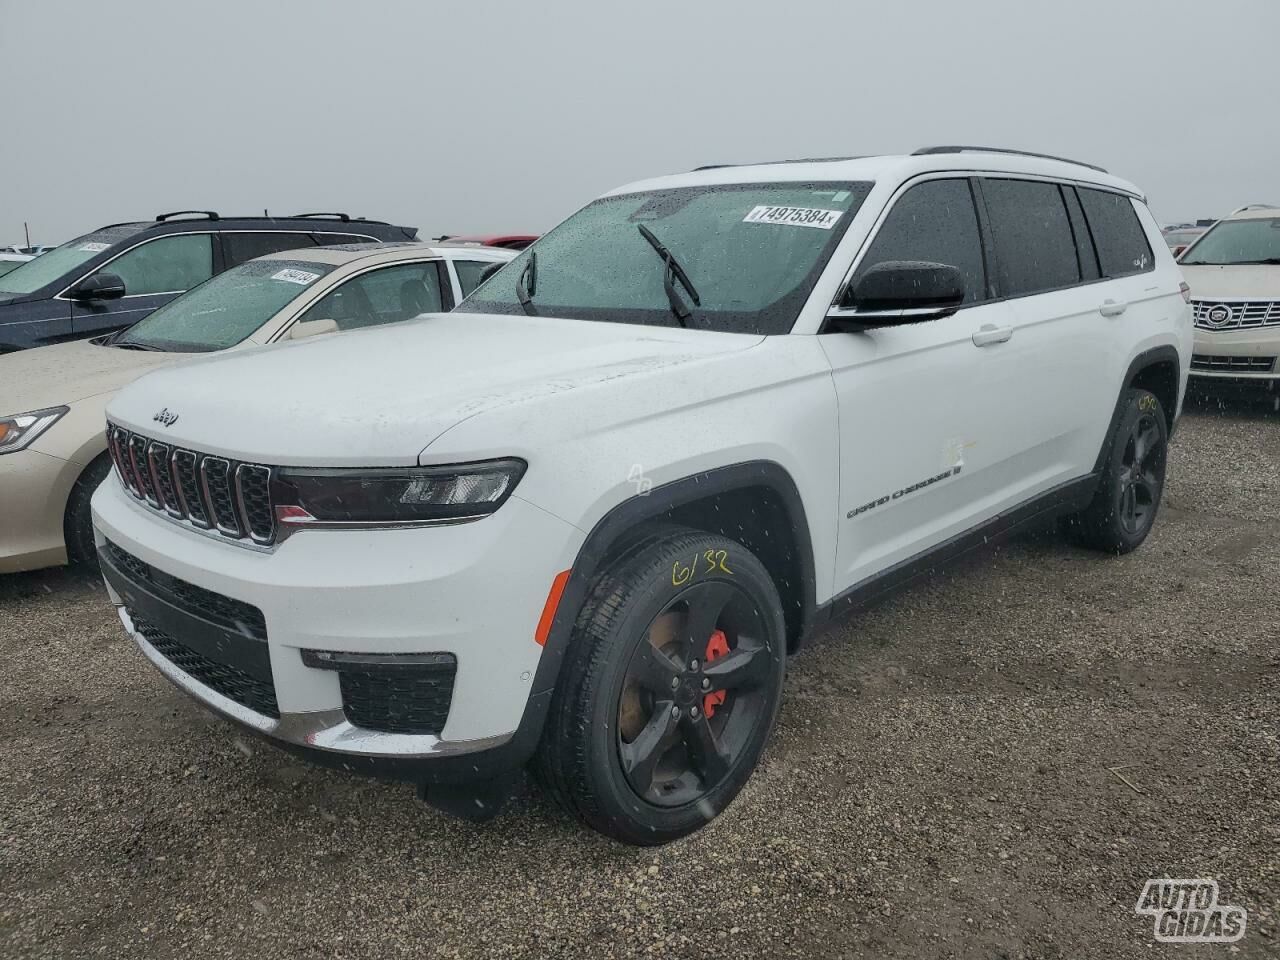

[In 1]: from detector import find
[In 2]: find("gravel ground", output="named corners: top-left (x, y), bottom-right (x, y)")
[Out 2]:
top-left (1, 397), bottom-right (1277, 960)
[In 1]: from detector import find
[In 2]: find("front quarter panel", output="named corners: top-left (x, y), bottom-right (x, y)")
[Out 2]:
top-left (423, 336), bottom-right (842, 605)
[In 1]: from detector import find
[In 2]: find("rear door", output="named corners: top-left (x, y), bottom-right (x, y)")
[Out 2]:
top-left (70, 233), bottom-right (215, 337)
top-left (973, 177), bottom-right (1113, 493)
top-left (822, 176), bottom-right (1021, 591)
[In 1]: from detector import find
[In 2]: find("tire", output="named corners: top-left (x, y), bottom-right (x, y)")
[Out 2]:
top-left (535, 525), bottom-right (786, 845)
top-left (1065, 387), bottom-right (1169, 554)
top-left (63, 455), bottom-right (112, 570)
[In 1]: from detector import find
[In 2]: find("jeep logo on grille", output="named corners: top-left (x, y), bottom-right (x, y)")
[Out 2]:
top-left (1206, 305), bottom-right (1232, 326)
top-left (153, 408), bottom-right (179, 427)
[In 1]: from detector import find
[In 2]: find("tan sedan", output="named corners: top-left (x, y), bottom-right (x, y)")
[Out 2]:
top-left (0, 241), bottom-right (514, 573)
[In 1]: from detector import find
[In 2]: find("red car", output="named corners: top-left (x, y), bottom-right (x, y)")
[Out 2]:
top-left (438, 234), bottom-right (538, 250)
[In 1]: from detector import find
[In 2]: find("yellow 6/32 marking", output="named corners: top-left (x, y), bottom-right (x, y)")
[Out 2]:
top-left (672, 550), bottom-right (733, 586)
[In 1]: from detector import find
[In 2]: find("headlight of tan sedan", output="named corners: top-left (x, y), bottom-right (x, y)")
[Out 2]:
top-left (0, 406), bottom-right (68, 455)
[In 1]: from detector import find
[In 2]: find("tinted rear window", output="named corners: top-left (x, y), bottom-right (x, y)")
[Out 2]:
top-left (981, 179), bottom-right (1080, 297)
top-left (1078, 189), bottom-right (1154, 276)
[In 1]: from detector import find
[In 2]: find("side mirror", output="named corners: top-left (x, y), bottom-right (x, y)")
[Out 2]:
top-left (69, 272), bottom-right (127, 302)
top-left (289, 318), bottom-right (339, 340)
top-left (828, 260), bottom-right (965, 329)
top-left (1171, 244), bottom-right (1187, 257)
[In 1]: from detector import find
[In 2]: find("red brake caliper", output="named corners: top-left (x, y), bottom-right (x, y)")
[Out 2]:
top-left (703, 629), bottom-right (730, 719)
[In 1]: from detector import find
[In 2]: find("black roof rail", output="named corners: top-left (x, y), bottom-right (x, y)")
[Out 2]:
top-left (912, 145), bottom-right (1108, 174)
top-left (289, 212), bottom-right (395, 226)
top-left (155, 210), bottom-right (220, 222)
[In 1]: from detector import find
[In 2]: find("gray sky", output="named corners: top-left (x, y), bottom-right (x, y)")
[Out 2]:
top-left (2, 0), bottom-right (1276, 245)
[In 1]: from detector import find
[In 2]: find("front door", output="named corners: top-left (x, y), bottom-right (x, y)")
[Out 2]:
top-left (71, 233), bottom-right (215, 338)
top-left (821, 176), bottom-right (1016, 593)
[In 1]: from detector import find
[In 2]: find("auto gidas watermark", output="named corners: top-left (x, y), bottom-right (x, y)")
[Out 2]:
top-left (1135, 878), bottom-right (1247, 944)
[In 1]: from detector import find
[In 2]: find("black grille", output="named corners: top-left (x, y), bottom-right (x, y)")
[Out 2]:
top-left (173, 450), bottom-right (209, 527)
top-left (128, 433), bottom-right (158, 505)
top-left (304, 654), bottom-right (457, 735)
top-left (106, 423), bottom-right (275, 544)
top-left (1191, 354), bottom-right (1276, 373)
top-left (147, 442), bottom-right (180, 516)
top-left (202, 458), bottom-right (240, 535)
top-left (135, 618), bottom-right (279, 718)
top-left (237, 465), bottom-right (274, 543)
top-left (104, 540), bottom-right (266, 640)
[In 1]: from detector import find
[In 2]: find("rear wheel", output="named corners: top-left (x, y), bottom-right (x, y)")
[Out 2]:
top-left (535, 526), bottom-right (786, 844)
top-left (1065, 387), bottom-right (1168, 554)
top-left (64, 455), bottom-right (112, 570)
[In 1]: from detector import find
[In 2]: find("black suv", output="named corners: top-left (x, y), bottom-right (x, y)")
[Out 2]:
top-left (0, 212), bottom-right (417, 353)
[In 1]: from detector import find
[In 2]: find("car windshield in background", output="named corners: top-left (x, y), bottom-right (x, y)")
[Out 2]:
top-left (115, 259), bottom-right (336, 352)
top-left (457, 182), bottom-right (873, 334)
top-left (0, 262), bottom-right (23, 278)
top-left (1179, 218), bottom-right (1280, 265)
top-left (0, 226), bottom-right (142, 295)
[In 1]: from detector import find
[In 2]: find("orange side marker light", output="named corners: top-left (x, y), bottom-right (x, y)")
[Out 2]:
top-left (535, 570), bottom-right (572, 646)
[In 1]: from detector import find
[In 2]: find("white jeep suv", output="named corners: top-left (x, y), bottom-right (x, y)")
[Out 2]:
top-left (93, 147), bottom-right (1191, 844)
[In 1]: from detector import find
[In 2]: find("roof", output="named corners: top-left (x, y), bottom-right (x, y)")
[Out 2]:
top-left (1223, 206), bottom-right (1280, 221)
top-left (257, 241), bottom-right (514, 267)
top-left (606, 150), bottom-right (1144, 200)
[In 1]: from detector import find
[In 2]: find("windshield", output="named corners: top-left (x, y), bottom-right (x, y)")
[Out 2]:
top-left (0, 226), bottom-right (142, 295)
top-left (1180, 218), bottom-right (1280, 265)
top-left (0, 261), bottom-right (22, 278)
top-left (456, 181), bottom-right (872, 334)
top-left (116, 258), bottom-right (335, 352)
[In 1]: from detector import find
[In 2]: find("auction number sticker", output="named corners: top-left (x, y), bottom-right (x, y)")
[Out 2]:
top-left (743, 205), bottom-right (843, 229)
top-left (271, 268), bottom-right (321, 285)
top-left (79, 242), bottom-right (110, 253)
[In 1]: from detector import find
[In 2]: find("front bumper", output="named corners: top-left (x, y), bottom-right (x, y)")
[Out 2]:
top-left (1191, 326), bottom-right (1280, 381)
top-left (0, 447), bottom-right (78, 574)
top-left (92, 477), bottom-right (584, 779)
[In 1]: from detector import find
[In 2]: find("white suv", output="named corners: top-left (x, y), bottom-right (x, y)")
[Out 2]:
top-left (93, 147), bottom-right (1191, 844)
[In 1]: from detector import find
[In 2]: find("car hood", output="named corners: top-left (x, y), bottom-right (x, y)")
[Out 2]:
top-left (1180, 264), bottom-right (1280, 300)
top-left (0, 338), bottom-right (183, 415)
top-left (107, 313), bottom-right (764, 466)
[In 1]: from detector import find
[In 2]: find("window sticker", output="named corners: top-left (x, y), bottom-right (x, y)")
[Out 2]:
top-left (743, 205), bottom-right (842, 230)
top-left (79, 242), bottom-right (110, 253)
top-left (271, 268), bottom-right (321, 285)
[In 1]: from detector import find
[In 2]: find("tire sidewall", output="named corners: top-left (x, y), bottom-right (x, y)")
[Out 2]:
top-left (1103, 389), bottom-right (1168, 551)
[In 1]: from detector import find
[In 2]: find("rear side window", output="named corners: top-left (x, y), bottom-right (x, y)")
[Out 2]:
top-left (854, 178), bottom-right (986, 304)
top-left (981, 179), bottom-right (1080, 297)
top-left (223, 232), bottom-right (317, 267)
top-left (1078, 189), bottom-right (1154, 277)
top-left (455, 259), bottom-right (501, 298)
top-left (95, 234), bottom-right (214, 295)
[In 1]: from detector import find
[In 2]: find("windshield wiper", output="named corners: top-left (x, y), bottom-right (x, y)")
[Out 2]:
top-left (515, 251), bottom-right (537, 315)
top-left (112, 340), bottom-right (162, 351)
top-left (637, 224), bottom-right (700, 327)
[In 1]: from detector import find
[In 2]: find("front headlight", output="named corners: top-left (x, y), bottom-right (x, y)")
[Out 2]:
top-left (272, 458), bottom-right (527, 527)
top-left (0, 406), bottom-right (68, 455)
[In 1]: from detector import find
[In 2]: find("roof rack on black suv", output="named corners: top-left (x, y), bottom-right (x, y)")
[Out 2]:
top-left (912, 145), bottom-right (1108, 174)
top-left (0, 212), bottom-right (418, 352)
top-left (290, 212), bottom-right (391, 224)
top-left (155, 210), bottom-right (221, 222)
